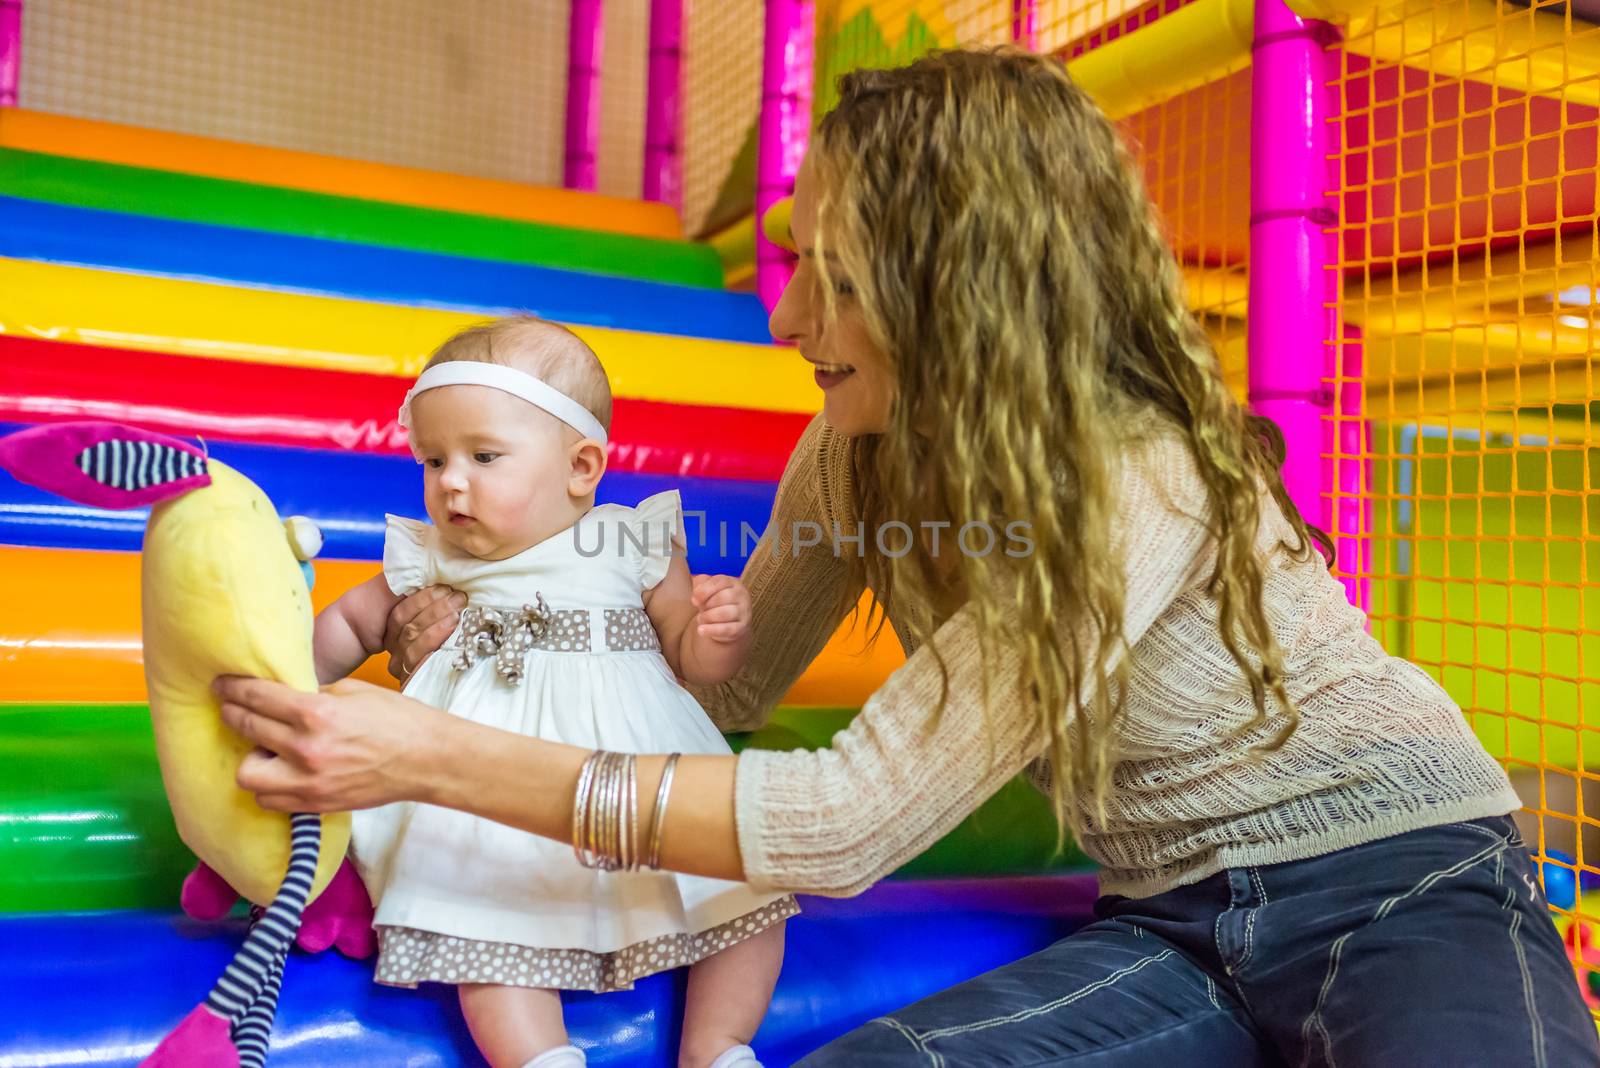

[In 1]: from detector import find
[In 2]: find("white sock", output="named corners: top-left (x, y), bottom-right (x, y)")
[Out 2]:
top-left (520, 1045), bottom-right (586, 1068)
top-left (707, 1045), bottom-right (762, 1068)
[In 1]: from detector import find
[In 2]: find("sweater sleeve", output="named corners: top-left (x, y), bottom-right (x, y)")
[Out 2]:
top-left (687, 413), bottom-right (863, 733)
top-left (731, 431), bottom-right (1220, 896)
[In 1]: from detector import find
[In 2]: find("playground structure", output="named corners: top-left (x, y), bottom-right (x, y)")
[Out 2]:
top-left (0, 0), bottom-right (1598, 1062)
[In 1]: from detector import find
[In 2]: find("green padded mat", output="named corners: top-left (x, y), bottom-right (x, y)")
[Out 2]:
top-left (0, 147), bottom-right (723, 289)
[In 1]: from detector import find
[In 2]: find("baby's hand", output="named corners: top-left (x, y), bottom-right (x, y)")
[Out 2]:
top-left (690, 574), bottom-right (751, 644)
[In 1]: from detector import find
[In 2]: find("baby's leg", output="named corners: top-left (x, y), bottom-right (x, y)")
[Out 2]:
top-left (680, 922), bottom-right (786, 1068)
top-left (458, 984), bottom-right (579, 1068)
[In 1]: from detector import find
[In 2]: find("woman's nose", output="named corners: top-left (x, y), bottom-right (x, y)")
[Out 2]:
top-left (768, 270), bottom-right (810, 346)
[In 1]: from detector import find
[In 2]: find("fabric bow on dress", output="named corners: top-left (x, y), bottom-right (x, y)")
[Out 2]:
top-left (452, 594), bottom-right (553, 685)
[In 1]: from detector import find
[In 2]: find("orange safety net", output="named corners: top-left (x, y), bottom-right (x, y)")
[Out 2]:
top-left (1332, 0), bottom-right (1600, 1012)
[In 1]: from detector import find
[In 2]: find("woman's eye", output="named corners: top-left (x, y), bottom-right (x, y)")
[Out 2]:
top-left (473, 452), bottom-right (498, 464)
top-left (834, 279), bottom-right (856, 297)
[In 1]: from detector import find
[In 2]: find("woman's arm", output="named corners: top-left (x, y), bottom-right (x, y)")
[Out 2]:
top-left (727, 433), bottom-right (1219, 895)
top-left (215, 676), bottom-right (751, 879)
top-left (684, 413), bottom-right (861, 731)
top-left (220, 433), bottom-right (1216, 894)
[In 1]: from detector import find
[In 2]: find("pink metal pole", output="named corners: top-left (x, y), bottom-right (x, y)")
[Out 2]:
top-left (756, 0), bottom-right (814, 311)
top-left (1248, 0), bottom-right (1360, 600)
top-left (1011, 0), bottom-right (1038, 51)
top-left (0, 0), bottom-right (21, 108)
top-left (564, 0), bottom-right (604, 192)
top-left (643, 0), bottom-right (684, 211)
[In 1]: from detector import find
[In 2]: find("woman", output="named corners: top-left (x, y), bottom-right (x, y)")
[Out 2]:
top-left (217, 50), bottom-right (1597, 1065)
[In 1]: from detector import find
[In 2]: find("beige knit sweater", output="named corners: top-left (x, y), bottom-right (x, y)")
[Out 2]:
top-left (692, 415), bottom-right (1519, 899)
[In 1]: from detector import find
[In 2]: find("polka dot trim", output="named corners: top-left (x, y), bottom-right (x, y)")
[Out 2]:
top-left (537, 609), bottom-right (592, 652)
top-left (604, 608), bottom-right (659, 652)
top-left (373, 896), bottom-right (799, 993)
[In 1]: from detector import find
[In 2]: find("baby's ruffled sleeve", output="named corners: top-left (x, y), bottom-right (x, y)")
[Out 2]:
top-left (382, 514), bottom-right (435, 596)
top-left (628, 490), bottom-right (686, 591)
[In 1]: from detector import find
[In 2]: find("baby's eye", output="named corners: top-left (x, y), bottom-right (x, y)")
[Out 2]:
top-left (473, 452), bottom-right (499, 465)
top-left (425, 458), bottom-right (444, 469)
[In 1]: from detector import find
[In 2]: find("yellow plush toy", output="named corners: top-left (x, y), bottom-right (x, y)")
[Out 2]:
top-left (142, 460), bottom-right (349, 904)
top-left (0, 421), bottom-right (359, 1067)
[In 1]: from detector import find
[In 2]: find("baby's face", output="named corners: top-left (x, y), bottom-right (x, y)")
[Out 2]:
top-left (407, 384), bottom-right (577, 560)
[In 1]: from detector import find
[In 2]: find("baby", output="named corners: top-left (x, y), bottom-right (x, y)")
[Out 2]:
top-left (313, 317), bottom-right (796, 1068)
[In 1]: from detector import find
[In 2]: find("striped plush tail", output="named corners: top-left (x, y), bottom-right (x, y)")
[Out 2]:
top-left (0, 422), bottom-right (210, 509)
top-left (140, 813), bottom-right (321, 1068)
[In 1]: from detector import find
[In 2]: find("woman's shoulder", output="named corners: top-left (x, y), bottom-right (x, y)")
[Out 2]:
top-left (1112, 417), bottom-right (1211, 517)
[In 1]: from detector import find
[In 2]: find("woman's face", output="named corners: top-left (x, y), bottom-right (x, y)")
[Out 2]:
top-left (769, 159), bottom-right (895, 436)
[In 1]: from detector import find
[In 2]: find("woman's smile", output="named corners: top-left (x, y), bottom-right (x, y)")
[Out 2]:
top-left (811, 360), bottom-right (856, 390)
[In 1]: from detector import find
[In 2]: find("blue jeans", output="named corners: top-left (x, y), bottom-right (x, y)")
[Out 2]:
top-left (798, 817), bottom-right (1599, 1066)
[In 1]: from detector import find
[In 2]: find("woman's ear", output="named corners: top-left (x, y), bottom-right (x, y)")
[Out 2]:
top-left (566, 437), bottom-right (607, 499)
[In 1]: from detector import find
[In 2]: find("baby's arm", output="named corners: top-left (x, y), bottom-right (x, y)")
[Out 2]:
top-left (644, 553), bottom-right (751, 687)
top-left (314, 573), bottom-right (403, 684)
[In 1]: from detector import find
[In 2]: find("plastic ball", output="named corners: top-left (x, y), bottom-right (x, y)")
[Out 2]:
top-left (1538, 850), bottom-right (1579, 910)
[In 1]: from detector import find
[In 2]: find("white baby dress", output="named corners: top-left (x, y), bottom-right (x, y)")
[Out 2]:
top-left (351, 489), bottom-right (798, 993)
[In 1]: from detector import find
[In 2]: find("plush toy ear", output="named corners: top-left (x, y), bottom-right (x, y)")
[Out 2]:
top-left (0, 421), bottom-right (210, 509)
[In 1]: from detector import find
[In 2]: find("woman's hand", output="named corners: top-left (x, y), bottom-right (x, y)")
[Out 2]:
top-left (383, 585), bottom-right (465, 683)
top-left (214, 675), bottom-right (450, 812)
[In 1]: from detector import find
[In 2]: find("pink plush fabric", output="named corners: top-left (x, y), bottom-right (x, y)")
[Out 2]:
top-left (180, 862), bottom-right (240, 922)
top-left (180, 859), bottom-right (376, 958)
top-left (139, 1005), bottom-right (238, 1068)
top-left (296, 860), bottom-right (377, 959)
top-left (0, 421), bottom-right (209, 509)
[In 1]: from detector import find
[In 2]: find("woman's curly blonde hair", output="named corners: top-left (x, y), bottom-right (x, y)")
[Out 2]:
top-left (811, 48), bottom-right (1328, 837)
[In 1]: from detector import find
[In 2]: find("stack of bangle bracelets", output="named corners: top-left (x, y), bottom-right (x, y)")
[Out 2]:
top-left (573, 751), bottom-right (681, 872)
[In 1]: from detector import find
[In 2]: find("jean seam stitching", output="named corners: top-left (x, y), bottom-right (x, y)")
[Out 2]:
top-left (1446, 819), bottom-right (1511, 844)
top-left (1496, 851), bottom-right (1547, 1068)
top-left (1296, 834), bottom-right (1511, 1068)
top-left (999, 1007), bottom-right (1258, 1066)
top-left (912, 949), bottom-right (1178, 1043)
top-left (870, 1015), bottom-right (938, 1067)
top-left (1238, 908), bottom-right (1258, 969)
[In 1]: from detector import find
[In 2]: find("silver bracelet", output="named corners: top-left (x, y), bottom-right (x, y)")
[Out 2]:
top-left (623, 753), bottom-right (639, 872)
top-left (646, 753), bottom-right (682, 871)
top-left (572, 751), bottom-right (602, 868)
top-left (573, 750), bottom-right (645, 872)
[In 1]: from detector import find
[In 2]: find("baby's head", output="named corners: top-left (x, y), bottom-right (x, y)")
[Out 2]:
top-left (403, 316), bottom-right (612, 560)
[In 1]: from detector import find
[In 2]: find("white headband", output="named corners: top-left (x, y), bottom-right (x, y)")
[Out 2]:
top-left (398, 362), bottom-right (608, 444)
